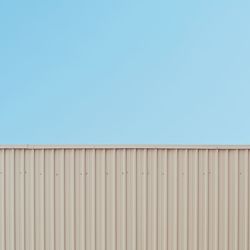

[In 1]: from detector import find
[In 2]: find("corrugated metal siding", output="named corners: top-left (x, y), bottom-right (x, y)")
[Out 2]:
top-left (0, 146), bottom-right (249, 250)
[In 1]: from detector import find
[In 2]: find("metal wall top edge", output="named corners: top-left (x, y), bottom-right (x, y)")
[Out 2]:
top-left (0, 144), bottom-right (250, 149)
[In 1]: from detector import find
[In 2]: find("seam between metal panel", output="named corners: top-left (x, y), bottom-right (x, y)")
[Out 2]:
top-left (176, 149), bottom-right (179, 250)
top-left (24, 150), bottom-right (26, 250)
top-left (73, 150), bottom-right (76, 250)
top-left (217, 149), bottom-right (219, 250)
top-left (206, 149), bottom-right (209, 250)
top-left (84, 150), bottom-right (86, 250)
top-left (156, 149), bottom-right (158, 250)
top-left (166, 149), bottom-right (168, 250)
top-left (63, 149), bottom-right (66, 250)
top-left (104, 149), bottom-right (107, 250)
top-left (248, 150), bottom-right (250, 250)
top-left (237, 149), bottom-right (239, 250)
top-left (187, 149), bottom-right (189, 250)
top-left (135, 149), bottom-right (137, 250)
top-left (125, 149), bottom-right (127, 250)
top-left (135, 149), bottom-right (138, 250)
top-left (146, 149), bottom-right (148, 250)
top-left (43, 150), bottom-right (46, 250)
top-left (14, 150), bottom-right (16, 250)
top-left (94, 149), bottom-right (96, 250)
top-left (197, 149), bottom-right (199, 250)
top-left (4, 150), bottom-right (6, 250)
top-left (53, 149), bottom-right (56, 250)
top-left (115, 149), bottom-right (117, 250)
top-left (33, 149), bottom-right (36, 250)
top-left (227, 150), bottom-right (229, 250)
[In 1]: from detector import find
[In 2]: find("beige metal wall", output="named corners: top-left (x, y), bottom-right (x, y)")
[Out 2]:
top-left (0, 146), bottom-right (249, 250)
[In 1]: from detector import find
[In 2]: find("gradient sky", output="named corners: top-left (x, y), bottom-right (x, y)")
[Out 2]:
top-left (0, 0), bottom-right (250, 144)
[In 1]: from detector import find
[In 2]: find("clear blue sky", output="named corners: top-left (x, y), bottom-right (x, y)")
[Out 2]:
top-left (0, 0), bottom-right (250, 144)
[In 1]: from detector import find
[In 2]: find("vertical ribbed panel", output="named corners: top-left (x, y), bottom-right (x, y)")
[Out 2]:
top-left (228, 150), bottom-right (238, 250)
top-left (85, 149), bottom-right (95, 250)
top-left (126, 149), bottom-right (136, 250)
top-left (178, 149), bottom-right (188, 250)
top-left (15, 150), bottom-right (23, 250)
top-left (218, 150), bottom-right (229, 250)
top-left (137, 149), bottom-right (147, 250)
top-left (54, 149), bottom-right (64, 250)
top-left (0, 146), bottom-right (250, 250)
top-left (208, 150), bottom-right (219, 250)
top-left (25, 150), bottom-right (35, 250)
top-left (168, 149), bottom-right (178, 250)
top-left (188, 149), bottom-right (198, 250)
top-left (157, 149), bottom-right (167, 250)
top-left (106, 149), bottom-right (116, 250)
top-left (0, 150), bottom-right (5, 250)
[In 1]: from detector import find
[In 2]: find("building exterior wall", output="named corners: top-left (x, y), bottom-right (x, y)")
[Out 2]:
top-left (0, 145), bottom-right (249, 250)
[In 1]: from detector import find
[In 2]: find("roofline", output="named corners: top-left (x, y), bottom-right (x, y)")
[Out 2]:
top-left (0, 145), bottom-right (250, 149)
